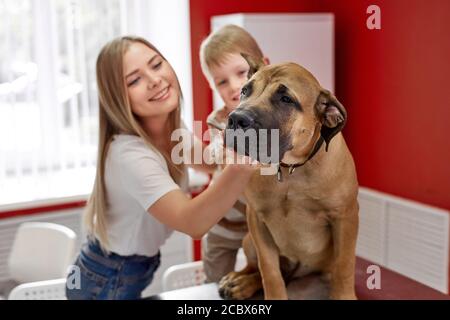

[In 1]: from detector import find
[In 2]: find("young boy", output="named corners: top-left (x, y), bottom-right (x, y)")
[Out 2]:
top-left (199, 24), bottom-right (269, 283)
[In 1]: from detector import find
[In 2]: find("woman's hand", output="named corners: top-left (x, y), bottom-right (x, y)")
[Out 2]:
top-left (215, 129), bottom-right (261, 173)
top-left (223, 147), bottom-right (261, 175)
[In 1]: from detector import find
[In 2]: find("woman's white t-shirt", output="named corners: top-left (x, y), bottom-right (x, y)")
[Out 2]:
top-left (103, 134), bottom-right (189, 257)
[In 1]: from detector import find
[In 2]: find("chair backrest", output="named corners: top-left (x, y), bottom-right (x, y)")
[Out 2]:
top-left (8, 222), bottom-right (77, 283)
top-left (162, 260), bottom-right (206, 291)
top-left (8, 278), bottom-right (67, 300)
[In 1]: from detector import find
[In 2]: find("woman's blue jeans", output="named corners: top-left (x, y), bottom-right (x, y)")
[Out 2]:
top-left (66, 239), bottom-right (160, 300)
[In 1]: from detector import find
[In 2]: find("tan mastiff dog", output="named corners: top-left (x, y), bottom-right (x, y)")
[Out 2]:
top-left (219, 57), bottom-right (359, 300)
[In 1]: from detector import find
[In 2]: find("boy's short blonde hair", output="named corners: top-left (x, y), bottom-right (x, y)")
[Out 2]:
top-left (200, 24), bottom-right (264, 79)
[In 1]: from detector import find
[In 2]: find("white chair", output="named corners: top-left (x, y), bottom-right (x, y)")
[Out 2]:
top-left (162, 261), bottom-right (207, 291)
top-left (8, 278), bottom-right (67, 300)
top-left (161, 249), bottom-right (248, 292)
top-left (8, 222), bottom-right (77, 283)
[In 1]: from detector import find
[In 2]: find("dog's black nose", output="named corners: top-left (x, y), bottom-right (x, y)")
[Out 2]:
top-left (227, 111), bottom-right (254, 130)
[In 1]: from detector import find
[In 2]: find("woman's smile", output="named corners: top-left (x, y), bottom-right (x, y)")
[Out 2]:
top-left (149, 86), bottom-right (171, 102)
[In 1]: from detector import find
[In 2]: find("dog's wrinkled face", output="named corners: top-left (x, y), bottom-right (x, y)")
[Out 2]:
top-left (225, 56), bottom-right (347, 164)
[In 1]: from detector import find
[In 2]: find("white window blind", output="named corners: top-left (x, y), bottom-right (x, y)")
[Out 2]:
top-left (0, 0), bottom-right (193, 207)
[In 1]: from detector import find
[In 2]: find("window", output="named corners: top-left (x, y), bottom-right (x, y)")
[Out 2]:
top-left (0, 0), bottom-right (193, 207)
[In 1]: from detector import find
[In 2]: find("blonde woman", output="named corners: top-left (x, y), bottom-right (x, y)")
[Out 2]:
top-left (66, 36), bottom-right (257, 300)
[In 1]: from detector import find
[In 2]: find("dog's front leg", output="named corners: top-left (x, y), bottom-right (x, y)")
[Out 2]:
top-left (329, 202), bottom-right (359, 300)
top-left (247, 207), bottom-right (287, 300)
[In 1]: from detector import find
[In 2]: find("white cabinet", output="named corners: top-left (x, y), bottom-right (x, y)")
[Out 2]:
top-left (211, 13), bottom-right (334, 109)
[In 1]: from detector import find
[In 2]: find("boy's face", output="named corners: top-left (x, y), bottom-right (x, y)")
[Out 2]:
top-left (209, 53), bottom-right (250, 110)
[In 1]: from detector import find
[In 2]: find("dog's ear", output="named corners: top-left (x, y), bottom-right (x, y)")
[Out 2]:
top-left (315, 90), bottom-right (347, 151)
top-left (241, 53), bottom-right (265, 79)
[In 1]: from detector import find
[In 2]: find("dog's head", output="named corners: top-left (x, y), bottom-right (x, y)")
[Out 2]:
top-left (225, 55), bottom-right (347, 164)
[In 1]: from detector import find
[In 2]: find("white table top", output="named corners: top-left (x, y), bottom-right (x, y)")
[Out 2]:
top-left (146, 274), bottom-right (330, 300)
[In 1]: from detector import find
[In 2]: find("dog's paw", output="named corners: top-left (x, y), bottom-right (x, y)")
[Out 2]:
top-left (218, 271), bottom-right (262, 300)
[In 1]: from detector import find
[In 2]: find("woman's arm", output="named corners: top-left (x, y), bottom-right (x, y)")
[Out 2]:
top-left (148, 162), bottom-right (255, 239)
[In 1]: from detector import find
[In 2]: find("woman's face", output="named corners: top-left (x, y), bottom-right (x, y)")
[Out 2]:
top-left (123, 42), bottom-right (180, 119)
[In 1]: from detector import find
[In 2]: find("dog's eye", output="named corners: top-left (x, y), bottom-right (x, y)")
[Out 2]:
top-left (281, 95), bottom-right (293, 104)
top-left (241, 87), bottom-right (248, 96)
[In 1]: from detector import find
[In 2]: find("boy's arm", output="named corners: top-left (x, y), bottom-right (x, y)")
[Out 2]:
top-left (205, 123), bottom-right (228, 171)
top-left (187, 110), bottom-right (226, 173)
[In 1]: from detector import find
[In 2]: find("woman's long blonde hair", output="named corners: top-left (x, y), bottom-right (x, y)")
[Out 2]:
top-left (84, 36), bottom-right (185, 251)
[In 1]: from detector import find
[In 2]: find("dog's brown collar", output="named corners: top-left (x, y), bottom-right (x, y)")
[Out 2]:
top-left (277, 137), bottom-right (324, 182)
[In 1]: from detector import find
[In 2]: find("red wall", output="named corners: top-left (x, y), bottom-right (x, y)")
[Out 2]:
top-left (189, 0), bottom-right (450, 211)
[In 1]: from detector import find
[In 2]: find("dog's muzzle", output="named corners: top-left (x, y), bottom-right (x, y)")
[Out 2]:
top-left (227, 110), bottom-right (255, 130)
top-left (224, 109), bottom-right (257, 158)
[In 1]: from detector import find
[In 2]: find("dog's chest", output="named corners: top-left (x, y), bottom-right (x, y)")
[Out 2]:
top-left (245, 172), bottom-right (331, 216)
top-left (245, 176), bottom-right (332, 263)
